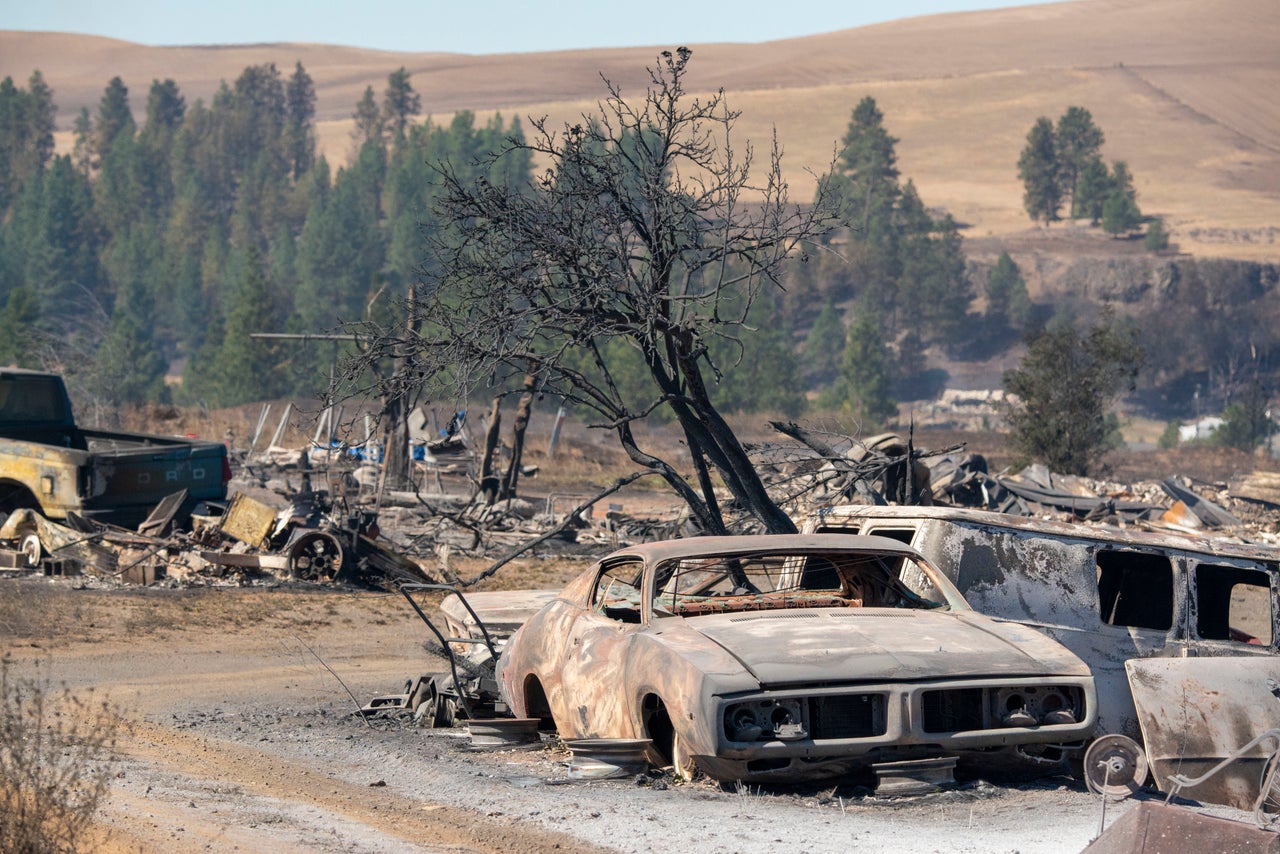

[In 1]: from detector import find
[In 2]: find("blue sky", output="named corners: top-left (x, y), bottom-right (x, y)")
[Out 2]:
top-left (4, 0), bottom-right (1062, 54)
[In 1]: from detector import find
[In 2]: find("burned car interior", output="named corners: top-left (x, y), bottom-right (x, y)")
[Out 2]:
top-left (591, 548), bottom-right (954, 623)
top-left (650, 550), bottom-right (950, 617)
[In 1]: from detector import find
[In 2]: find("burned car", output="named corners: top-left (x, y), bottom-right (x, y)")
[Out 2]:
top-left (496, 534), bottom-right (1096, 783)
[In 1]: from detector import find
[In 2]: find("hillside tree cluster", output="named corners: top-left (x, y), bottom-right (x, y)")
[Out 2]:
top-left (1017, 106), bottom-right (1142, 235)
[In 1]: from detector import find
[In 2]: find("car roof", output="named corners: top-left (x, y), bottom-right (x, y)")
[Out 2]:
top-left (603, 533), bottom-right (923, 564)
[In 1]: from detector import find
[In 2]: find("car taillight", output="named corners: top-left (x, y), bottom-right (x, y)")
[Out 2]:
top-left (221, 456), bottom-right (233, 484)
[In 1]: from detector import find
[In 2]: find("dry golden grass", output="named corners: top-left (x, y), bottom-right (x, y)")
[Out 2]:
top-left (6, 0), bottom-right (1278, 260)
top-left (0, 581), bottom-right (389, 645)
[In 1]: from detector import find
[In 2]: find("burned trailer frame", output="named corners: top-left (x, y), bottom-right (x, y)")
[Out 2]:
top-left (806, 504), bottom-right (1280, 804)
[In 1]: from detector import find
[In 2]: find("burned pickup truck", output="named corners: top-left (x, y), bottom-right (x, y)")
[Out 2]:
top-left (0, 369), bottom-right (230, 529)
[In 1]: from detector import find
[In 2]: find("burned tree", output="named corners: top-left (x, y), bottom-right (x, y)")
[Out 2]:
top-left (341, 49), bottom-right (836, 534)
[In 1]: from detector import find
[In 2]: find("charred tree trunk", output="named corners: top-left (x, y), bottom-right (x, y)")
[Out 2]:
top-left (479, 398), bottom-right (502, 505)
top-left (616, 422), bottom-right (722, 534)
top-left (662, 330), bottom-right (798, 534)
top-left (500, 372), bottom-right (536, 501)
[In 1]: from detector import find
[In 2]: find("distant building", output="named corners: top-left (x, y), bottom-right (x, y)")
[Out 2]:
top-left (1178, 416), bottom-right (1225, 443)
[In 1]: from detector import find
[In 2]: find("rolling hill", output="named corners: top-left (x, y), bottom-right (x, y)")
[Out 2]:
top-left (2, 0), bottom-right (1278, 260)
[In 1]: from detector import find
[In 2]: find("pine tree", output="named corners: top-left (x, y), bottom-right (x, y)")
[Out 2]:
top-left (15, 155), bottom-right (105, 324)
top-left (802, 300), bottom-right (846, 384)
top-left (829, 96), bottom-right (900, 232)
top-left (293, 155), bottom-right (384, 333)
top-left (25, 71), bottom-right (56, 171)
top-left (1055, 106), bottom-right (1104, 218)
top-left (822, 299), bottom-right (896, 427)
top-left (284, 62), bottom-right (316, 179)
top-left (382, 67), bottom-right (421, 140)
top-left (1101, 161), bottom-right (1141, 236)
top-left (91, 271), bottom-right (169, 405)
top-left (198, 247), bottom-right (283, 406)
top-left (352, 86), bottom-right (384, 149)
top-left (1144, 217), bottom-right (1169, 252)
top-left (1101, 190), bottom-right (1141, 237)
top-left (71, 107), bottom-right (93, 176)
top-left (1003, 312), bottom-right (1143, 475)
top-left (1018, 117), bottom-right (1061, 224)
top-left (1073, 157), bottom-right (1110, 223)
top-left (0, 73), bottom-right (57, 213)
top-left (985, 251), bottom-right (1032, 331)
top-left (94, 77), bottom-right (135, 164)
top-left (709, 292), bottom-right (805, 417)
top-left (0, 286), bottom-right (40, 366)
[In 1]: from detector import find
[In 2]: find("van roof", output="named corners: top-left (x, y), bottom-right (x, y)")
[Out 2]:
top-left (813, 503), bottom-right (1280, 563)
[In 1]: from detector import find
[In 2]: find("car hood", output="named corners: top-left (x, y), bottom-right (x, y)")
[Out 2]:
top-left (682, 608), bottom-right (1088, 688)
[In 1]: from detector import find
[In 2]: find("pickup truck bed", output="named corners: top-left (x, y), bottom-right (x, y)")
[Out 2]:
top-left (0, 370), bottom-right (229, 528)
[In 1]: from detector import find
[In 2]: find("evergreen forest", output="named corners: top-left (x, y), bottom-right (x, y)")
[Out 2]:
top-left (1, 66), bottom-right (1275, 434)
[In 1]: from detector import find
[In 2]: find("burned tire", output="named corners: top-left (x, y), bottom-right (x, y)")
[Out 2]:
top-left (287, 531), bottom-right (345, 582)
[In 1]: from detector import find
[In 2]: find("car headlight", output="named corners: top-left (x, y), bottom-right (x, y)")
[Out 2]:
top-left (724, 698), bottom-right (808, 742)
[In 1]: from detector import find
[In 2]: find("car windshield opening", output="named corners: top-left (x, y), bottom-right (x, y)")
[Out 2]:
top-left (651, 550), bottom-right (950, 617)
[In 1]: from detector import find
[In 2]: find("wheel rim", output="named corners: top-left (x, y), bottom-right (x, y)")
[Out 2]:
top-left (19, 532), bottom-right (42, 568)
top-left (671, 731), bottom-right (697, 782)
top-left (288, 532), bottom-right (344, 581)
top-left (1083, 734), bottom-right (1148, 799)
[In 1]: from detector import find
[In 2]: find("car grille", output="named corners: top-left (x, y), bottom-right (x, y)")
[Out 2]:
top-left (921, 688), bottom-right (985, 733)
top-left (810, 693), bottom-right (885, 739)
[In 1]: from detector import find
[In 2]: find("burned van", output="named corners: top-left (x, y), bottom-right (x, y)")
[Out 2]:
top-left (806, 504), bottom-right (1280, 807)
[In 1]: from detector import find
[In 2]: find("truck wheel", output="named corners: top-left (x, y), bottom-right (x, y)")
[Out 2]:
top-left (287, 532), bottom-right (345, 582)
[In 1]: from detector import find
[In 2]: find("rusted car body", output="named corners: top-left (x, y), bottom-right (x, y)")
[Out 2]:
top-left (806, 504), bottom-right (1280, 805)
top-left (495, 533), bottom-right (1096, 782)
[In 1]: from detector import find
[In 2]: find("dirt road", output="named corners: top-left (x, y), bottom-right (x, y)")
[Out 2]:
top-left (0, 579), bottom-right (1257, 853)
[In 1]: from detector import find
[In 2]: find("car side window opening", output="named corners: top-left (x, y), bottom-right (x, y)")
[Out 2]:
top-left (1096, 550), bottom-right (1174, 631)
top-left (1194, 564), bottom-right (1274, 645)
top-left (815, 524), bottom-right (862, 535)
top-left (863, 527), bottom-right (917, 547)
top-left (593, 559), bottom-right (644, 624)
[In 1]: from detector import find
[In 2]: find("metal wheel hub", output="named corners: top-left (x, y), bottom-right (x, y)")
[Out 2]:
top-left (1083, 734), bottom-right (1149, 799)
top-left (287, 531), bottom-right (345, 582)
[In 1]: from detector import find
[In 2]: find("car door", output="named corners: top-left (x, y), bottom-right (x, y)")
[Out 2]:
top-left (557, 556), bottom-right (646, 739)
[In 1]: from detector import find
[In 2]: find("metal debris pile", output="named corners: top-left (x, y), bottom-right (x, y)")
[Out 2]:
top-left (764, 425), bottom-right (1280, 547)
top-left (8, 406), bottom-right (1280, 586)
